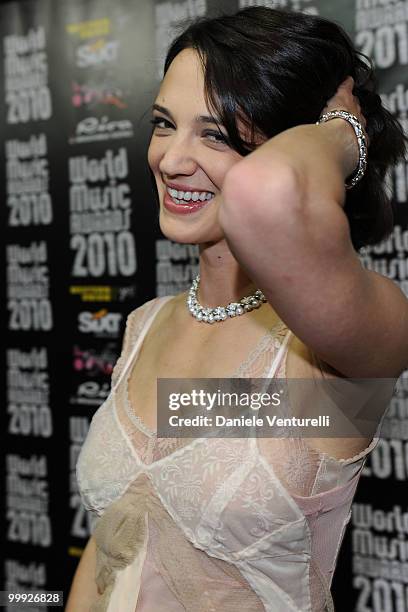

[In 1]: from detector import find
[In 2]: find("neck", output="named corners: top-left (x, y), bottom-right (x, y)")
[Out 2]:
top-left (196, 240), bottom-right (257, 306)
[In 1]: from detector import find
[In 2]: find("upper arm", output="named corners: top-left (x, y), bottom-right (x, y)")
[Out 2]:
top-left (221, 162), bottom-right (408, 378)
top-left (66, 536), bottom-right (98, 611)
top-left (283, 338), bottom-right (393, 459)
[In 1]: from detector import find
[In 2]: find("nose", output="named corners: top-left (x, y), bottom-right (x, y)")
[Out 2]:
top-left (158, 133), bottom-right (198, 177)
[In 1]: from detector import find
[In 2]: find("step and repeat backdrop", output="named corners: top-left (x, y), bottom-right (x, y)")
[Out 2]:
top-left (0, 0), bottom-right (407, 610)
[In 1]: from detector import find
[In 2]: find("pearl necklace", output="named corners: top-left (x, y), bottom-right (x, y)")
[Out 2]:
top-left (186, 274), bottom-right (267, 324)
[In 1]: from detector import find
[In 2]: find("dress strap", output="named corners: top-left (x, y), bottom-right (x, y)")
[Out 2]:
top-left (112, 296), bottom-right (173, 392)
top-left (265, 326), bottom-right (292, 379)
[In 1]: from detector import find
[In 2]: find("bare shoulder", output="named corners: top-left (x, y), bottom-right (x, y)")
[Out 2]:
top-left (128, 291), bottom-right (190, 360)
top-left (124, 295), bottom-right (177, 338)
top-left (127, 295), bottom-right (168, 321)
top-left (144, 292), bottom-right (186, 332)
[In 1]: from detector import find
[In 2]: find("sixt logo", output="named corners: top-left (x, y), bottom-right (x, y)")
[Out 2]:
top-left (78, 309), bottom-right (122, 335)
top-left (76, 38), bottom-right (120, 68)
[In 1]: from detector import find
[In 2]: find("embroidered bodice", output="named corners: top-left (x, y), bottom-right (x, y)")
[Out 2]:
top-left (76, 296), bottom-right (379, 612)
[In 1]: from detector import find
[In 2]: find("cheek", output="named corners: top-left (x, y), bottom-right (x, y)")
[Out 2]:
top-left (216, 158), bottom-right (242, 188)
top-left (147, 140), bottom-right (161, 172)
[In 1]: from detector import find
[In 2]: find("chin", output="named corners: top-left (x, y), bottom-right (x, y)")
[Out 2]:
top-left (159, 211), bottom-right (224, 245)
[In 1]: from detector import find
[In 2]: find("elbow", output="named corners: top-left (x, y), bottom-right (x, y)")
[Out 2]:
top-left (220, 158), bottom-right (304, 236)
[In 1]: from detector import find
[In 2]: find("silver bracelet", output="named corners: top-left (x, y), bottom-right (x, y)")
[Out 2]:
top-left (316, 109), bottom-right (368, 190)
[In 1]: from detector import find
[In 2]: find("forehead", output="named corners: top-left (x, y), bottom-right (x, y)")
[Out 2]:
top-left (156, 47), bottom-right (266, 146)
top-left (156, 48), bottom-right (209, 112)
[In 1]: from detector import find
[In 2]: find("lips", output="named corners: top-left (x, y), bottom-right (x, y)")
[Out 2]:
top-left (163, 189), bottom-right (212, 215)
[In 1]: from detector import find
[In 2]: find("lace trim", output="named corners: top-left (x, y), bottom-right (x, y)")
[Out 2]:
top-left (115, 387), bottom-right (206, 467)
top-left (111, 299), bottom-right (156, 388)
top-left (124, 385), bottom-right (156, 438)
top-left (320, 432), bottom-right (380, 466)
top-left (231, 321), bottom-right (288, 379)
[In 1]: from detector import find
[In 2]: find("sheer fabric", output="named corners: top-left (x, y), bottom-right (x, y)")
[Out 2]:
top-left (77, 296), bottom-right (380, 611)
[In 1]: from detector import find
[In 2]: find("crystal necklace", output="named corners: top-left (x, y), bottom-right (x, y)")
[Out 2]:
top-left (186, 274), bottom-right (267, 324)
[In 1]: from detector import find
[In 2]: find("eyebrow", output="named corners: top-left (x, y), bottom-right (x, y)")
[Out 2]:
top-left (152, 103), bottom-right (223, 127)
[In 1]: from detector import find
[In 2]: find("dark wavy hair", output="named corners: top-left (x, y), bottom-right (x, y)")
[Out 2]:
top-left (164, 6), bottom-right (407, 251)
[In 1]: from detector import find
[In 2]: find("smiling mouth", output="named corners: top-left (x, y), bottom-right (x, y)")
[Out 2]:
top-left (166, 186), bottom-right (215, 205)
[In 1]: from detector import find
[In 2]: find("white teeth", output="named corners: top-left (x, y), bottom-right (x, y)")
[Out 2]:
top-left (167, 186), bottom-right (214, 204)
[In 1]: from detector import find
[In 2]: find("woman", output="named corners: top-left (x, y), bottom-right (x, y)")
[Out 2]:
top-left (67, 7), bottom-right (408, 612)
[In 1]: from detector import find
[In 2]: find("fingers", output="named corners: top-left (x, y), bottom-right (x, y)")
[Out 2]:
top-left (338, 75), bottom-right (354, 91)
top-left (320, 76), bottom-right (370, 146)
top-left (328, 76), bottom-right (365, 120)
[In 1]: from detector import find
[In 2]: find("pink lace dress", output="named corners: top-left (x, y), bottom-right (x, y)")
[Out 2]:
top-left (76, 296), bottom-right (380, 612)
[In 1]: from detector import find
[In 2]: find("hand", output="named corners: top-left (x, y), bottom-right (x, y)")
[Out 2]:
top-left (322, 76), bottom-right (369, 142)
top-left (320, 76), bottom-right (369, 180)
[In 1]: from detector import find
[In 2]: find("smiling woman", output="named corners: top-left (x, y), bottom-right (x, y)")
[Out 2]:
top-left (67, 6), bottom-right (408, 612)
top-left (147, 47), bottom-right (243, 244)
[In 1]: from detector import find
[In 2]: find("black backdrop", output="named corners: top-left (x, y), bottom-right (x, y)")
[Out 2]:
top-left (1, 0), bottom-right (408, 610)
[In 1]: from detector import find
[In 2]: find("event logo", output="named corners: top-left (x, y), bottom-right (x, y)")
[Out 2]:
top-left (77, 381), bottom-right (110, 400)
top-left (6, 454), bottom-right (51, 547)
top-left (155, 0), bottom-right (207, 77)
top-left (66, 18), bottom-right (111, 41)
top-left (6, 242), bottom-right (53, 332)
top-left (69, 115), bottom-right (133, 144)
top-left (4, 561), bottom-right (46, 595)
top-left (71, 81), bottom-right (127, 110)
top-left (4, 26), bottom-right (53, 123)
top-left (156, 239), bottom-right (199, 296)
top-left (70, 381), bottom-right (110, 406)
top-left (78, 309), bottom-right (122, 337)
top-left (76, 39), bottom-right (120, 68)
top-left (117, 285), bottom-right (137, 302)
top-left (69, 284), bottom-right (137, 302)
top-left (73, 344), bottom-right (117, 376)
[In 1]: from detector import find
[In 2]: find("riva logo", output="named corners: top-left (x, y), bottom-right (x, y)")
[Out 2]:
top-left (77, 116), bottom-right (132, 135)
top-left (76, 39), bottom-right (120, 68)
top-left (78, 310), bottom-right (122, 334)
top-left (70, 116), bottom-right (134, 144)
top-left (77, 381), bottom-right (110, 399)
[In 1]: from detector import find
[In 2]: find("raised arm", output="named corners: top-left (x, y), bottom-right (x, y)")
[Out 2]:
top-left (219, 78), bottom-right (408, 378)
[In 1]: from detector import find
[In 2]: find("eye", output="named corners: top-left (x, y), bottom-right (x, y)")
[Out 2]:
top-left (150, 116), bottom-right (173, 129)
top-left (203, 130), bottom-right (230, 145)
